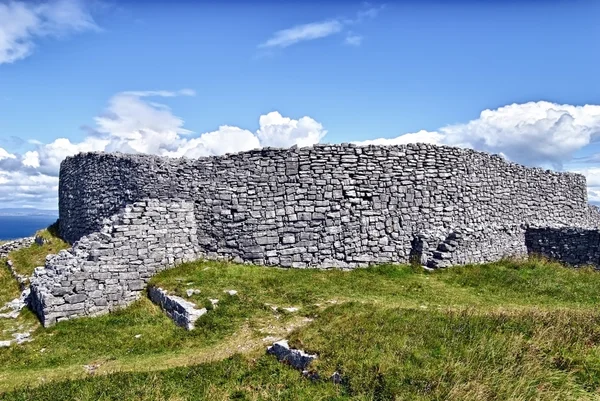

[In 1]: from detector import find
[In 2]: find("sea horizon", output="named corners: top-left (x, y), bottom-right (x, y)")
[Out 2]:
top-left (0, 215), bottom-right (58, 241)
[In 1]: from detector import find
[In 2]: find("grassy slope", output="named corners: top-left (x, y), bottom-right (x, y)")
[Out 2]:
top-left (0, 226), bottom-right (69, 342)
top-left (7, 224), bottom-right (69, 278)
top-left (1, 258), bottom-right (600, 400)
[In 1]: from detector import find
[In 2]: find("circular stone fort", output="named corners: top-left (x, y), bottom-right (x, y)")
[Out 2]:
top-left (27, 143), bottom-right (600, 326)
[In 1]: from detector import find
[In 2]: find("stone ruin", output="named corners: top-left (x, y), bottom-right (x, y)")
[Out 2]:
top-left (23, 143), bottom-right (600, 326)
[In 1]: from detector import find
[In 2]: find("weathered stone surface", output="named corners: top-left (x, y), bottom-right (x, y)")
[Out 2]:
top-left (27, 143), bottom-right (600, 326)
top-left (525, 228), bottom-right (600, 267)
top-left (0, 289), bottom-right (30, 319)
top-left (29, 200), bottom-right (200, 327)
top-left (185, 289), bottom-right (200, 297)
top-left (267, 339), bottom-right (318, 371)
top-left (147, 286), bottom-right (206, 330)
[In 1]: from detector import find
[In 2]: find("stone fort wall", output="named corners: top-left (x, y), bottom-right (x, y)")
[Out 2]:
top-left (29, 143), bottom-right (600, 326)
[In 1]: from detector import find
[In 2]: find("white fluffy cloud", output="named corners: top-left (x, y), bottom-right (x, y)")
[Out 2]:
top-left (257, 112), bottom-right (327, 148)
top-left (0, 0), bottom-right (98, 64)
top-left (356, 130), bottom-right (445, 147)
top-left (0, 148), bottom-right (16, 160)
top-left (166, 126), bottom-right (260, 159)
top-left (355, 101), bottom-right (600, 170)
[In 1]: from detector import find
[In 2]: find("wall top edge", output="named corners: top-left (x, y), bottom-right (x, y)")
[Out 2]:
top-left (59, 142), bottom-right (586, 182)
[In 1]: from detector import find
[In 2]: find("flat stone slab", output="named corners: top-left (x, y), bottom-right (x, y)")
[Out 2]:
top-left (148, 286), bottom-right (207, 330)
top-left (267, 339), bottom-right (318, 371)
top-left (0, 289), bottom-right (30, 319)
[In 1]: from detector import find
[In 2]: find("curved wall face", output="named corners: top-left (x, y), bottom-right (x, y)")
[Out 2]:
top-left (58, 153), bottom-right (194, 243)
top-left (32, 143), bottom-right (600, 326)
top-left (188, 144), bottom-right (593, 267)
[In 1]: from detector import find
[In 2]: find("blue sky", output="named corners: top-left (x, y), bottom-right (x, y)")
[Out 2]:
top-left (1, 0), bottom-right (600, 209)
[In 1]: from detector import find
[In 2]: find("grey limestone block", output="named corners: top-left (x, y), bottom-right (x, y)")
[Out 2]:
top-left (148, 286), bottom-right (206, 330)
top-left (267, 340), bottom-right (318, 371)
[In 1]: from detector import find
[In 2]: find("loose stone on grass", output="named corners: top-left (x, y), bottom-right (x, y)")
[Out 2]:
top-left (13, 332), bottom-right (32, 344)
top-left (148, 287), bottom-right (207, 331)
top-left (267, 339), bottom-right (318, 371)
top-left (185, 289), bottom-right (200, 297)
top-left (331, 371), bottom-right (343, 384)
top-left (0, 289), bottom-right (30, 319)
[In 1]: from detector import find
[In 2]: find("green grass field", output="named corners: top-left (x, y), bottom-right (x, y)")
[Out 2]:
top-left (1, 237), bottom-right (600, 400)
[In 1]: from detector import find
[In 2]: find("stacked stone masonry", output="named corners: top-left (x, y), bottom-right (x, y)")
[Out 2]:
top-left (0, 237), bottom-right (35, 259)
top-left (30, 200), bottom-right (199, 326)
top-left (29, 143), bottom-right (600, 326)
top-left (525, 228), bottom-right (600, 267)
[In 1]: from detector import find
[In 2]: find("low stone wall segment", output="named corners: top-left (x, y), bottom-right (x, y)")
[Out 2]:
top-left (147, 287), bottom-right (207, 330)
top-left (30, 199), bottom-right (199, 327)
top-left (0, 237), bottom-right (35, 259)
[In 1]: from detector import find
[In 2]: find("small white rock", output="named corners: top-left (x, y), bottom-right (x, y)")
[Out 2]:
top-left (282, 307), bottom-right (299, 313)
top-left (224, 290), bottom-right (238, 296)
top-left (209, 298), bottom-right (219, 307)
top-left (134, 334), bottom-right (142, 339)
top-left (0, 341), bottom-right (11, 348)
top-left (13, 332), bottom-right (31, 344)
top-left (186, 289), bottom-right (201, 297)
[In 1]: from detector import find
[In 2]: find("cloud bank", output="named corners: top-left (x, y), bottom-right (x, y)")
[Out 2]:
top-left (2, 92), bottom-right (600, 209)
top-left (0, 0), bottom-right (98, 64)
top-left (355, 102), bottom-right (600, 170)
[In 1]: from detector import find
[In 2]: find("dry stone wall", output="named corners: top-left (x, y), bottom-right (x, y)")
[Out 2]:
top-left (0, 237), bottom-right (35, 259)
top-left (29, 143), bottom-right (600, 325)
top-left (525, 227), bottom-right (600, 267)
top-left (30, 199), bottom-right (199, 326)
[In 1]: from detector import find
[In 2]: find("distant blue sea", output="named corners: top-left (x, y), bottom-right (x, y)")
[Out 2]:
top-left (0, 216), bottom-right (58, 241)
